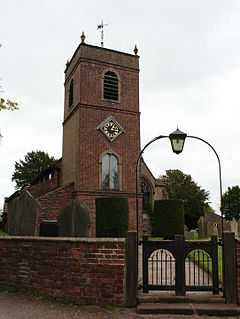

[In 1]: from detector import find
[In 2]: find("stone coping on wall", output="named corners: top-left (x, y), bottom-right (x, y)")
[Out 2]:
top-left (0, 236), bottom-right (125, 243)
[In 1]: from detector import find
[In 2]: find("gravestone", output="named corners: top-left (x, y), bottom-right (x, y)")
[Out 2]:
top-left (184, 225), bottom-right (191, 240)
top-left (8, 190), bottom-right (39, 235)
top-left (58, 199), bottom-right (90, 237)
top-left (229, 218), bottom-right (238, 237)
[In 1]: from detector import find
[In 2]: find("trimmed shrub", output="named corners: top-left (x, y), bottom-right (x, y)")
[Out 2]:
top-left (96, 197), bottom-right (128, 237)
top-left (152, 199), bottom-right (184, 239)
top-left (184, 199), bottom-right (204, 230)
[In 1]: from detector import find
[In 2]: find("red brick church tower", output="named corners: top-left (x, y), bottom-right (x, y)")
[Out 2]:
top-left (61, 34), bottom-right (141, 236)
top-left (5, 33), bottom-right (167, 237)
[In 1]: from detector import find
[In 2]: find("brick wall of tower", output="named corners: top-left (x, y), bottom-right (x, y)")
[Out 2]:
top-left (62, 111), bottom-right (80, 186)
top-left (79, 61), bottom-right (139, 112)
top-left (77, 107), bottom-right (140, 192)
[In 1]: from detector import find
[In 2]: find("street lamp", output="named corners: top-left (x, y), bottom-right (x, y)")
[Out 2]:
top-left (135, 128), bottom-right (224, 294)
top-left (136, 128), bottom-right (223, 238)
top-left (169, 128), bottom-right (187, 155)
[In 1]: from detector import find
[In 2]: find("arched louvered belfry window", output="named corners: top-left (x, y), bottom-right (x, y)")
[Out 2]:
top-left (69, 79), bottom-right (74, 107)
top-left (103, 71), bottom-right (119, 101)
top-left (101, 153), bottom-right (119, 190)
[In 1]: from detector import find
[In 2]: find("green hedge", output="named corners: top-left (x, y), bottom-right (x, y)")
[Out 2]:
top-left (96, 197), bottom-right (128, 237)
top-left (152, 199), bottom-right (184, 239)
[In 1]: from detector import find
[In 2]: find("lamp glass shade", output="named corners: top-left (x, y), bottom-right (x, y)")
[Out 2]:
top-left (169, 128), bottom-right (187, 154)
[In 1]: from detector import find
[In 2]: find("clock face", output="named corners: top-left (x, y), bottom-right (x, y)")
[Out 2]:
top-left (97, 116), bottom-right (124, 142)
top-left (103, 120), bottom-right (121, 139)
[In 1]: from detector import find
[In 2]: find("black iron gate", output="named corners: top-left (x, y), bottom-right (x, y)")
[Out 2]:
top-left (142, 235), bottom-right (219, 295)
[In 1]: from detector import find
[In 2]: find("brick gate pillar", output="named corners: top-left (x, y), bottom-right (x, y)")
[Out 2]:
top-left (125, 231), bottom-right (138, 307)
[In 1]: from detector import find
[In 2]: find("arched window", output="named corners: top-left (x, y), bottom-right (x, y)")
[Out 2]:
top-left (101, 153), bottom-right (119, 190)
top-left (103, 71), bottom-right (119, 101)
top-left (69, 79), bottom-right (74, 107)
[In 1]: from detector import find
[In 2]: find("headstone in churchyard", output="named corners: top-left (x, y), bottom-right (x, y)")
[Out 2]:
top-left (58, 199), bottom-right (90, 237)
top-left (184, 225), bottom-right (191, 239)
top-left (142, 212), bottom-right (152, 236)
top-left (184, 226), bottom-right (198, 240)
top-left (8, 190), bottom-right (39, 235)
top-left (229, 218), bottom-right (238, 237)
top-left (198, 216), bottom-right (206, 238)
top-left (212, 223), bottom-right (219, 236)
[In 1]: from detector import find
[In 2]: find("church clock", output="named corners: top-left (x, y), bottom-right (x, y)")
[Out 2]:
top-left (97, 116), bottom-right (124, 142)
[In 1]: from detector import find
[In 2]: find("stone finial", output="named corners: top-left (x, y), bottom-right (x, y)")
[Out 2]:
top-left (81, 31), bottom-right (86, 44)
top-left (134, 45), bottom-right (138, 55)
top-left (66, 59), bottom-right (70, 67)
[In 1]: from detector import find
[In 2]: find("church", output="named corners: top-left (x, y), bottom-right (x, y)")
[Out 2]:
top-left (5, 33), bottom-right (167, 237)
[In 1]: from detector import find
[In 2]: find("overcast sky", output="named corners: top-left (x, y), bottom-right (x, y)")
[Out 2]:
top-left (1, 0), bottom-right (240, 212)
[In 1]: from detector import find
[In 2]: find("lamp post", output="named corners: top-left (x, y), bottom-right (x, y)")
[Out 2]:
top-left (135, 128), bottom-right (223, 238)
top-left (168, 129), bottom-right (224, 238)
top-left (135, 128), bottom-right (224, 294)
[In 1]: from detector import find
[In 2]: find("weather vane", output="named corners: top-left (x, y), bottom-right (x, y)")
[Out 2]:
top-left (97, 20), bottom-right (108, 48)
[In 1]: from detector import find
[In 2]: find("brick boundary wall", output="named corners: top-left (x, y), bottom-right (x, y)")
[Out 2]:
top-left (236, 239), bottom-right (240, 304)
top-left (0, 237), bottom-right (126, 305)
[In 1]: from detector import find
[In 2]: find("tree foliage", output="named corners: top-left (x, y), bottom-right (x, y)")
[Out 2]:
top-left (163, 169), bottom-right (210, 230)
top-left (223, 185), bottom-right (240, 221)
top-left (0, 98), bottom-right (18, 111)
top-left (12, 151), bottom-right (56, 189)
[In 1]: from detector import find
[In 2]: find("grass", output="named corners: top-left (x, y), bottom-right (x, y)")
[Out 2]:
top-left (0, 230), bottom-right (8, 236)
top-left (188, 245), bottom-right (223, 282)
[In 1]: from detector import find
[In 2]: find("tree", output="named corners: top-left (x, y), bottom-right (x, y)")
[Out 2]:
top-left (0, 98), bottom-right (18, 137)
top-left (0, 98), bottom-right (18, 111)
top-left (223, 185), bottom-right (240, 221)
top-left (12, 151), bottom-right (56, 189)
top-left (163, 169), bottom-right (210, 230)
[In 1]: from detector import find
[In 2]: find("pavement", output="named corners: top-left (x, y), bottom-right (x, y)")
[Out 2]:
top-left (0, 291), bottom-right (238, 319)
